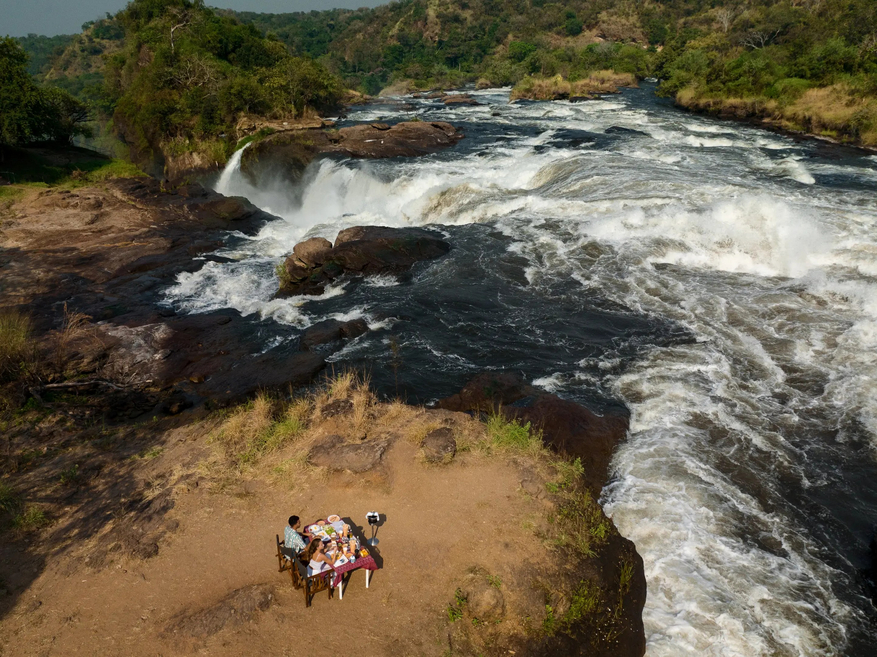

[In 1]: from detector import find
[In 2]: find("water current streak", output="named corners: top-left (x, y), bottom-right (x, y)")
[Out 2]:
top-left (168, 85), bottom-right (877, 655)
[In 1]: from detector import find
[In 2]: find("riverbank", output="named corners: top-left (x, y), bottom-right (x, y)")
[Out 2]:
top-left (675, 83), bottom-right (877, 151)
top-left (0, 369), bottom-right (646, 656)
top-left (0, 171), bottom-right (646, 656)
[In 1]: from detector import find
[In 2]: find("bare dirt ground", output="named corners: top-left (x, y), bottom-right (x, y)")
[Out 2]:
top-left (0, 403), bottom-right (570, 657)
top-left (0, 180), bottom-right (645, 657)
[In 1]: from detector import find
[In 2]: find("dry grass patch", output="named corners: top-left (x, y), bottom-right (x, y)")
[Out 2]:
top-left (784, 85), bottom-right (877, 146)
top-left (511, 70), bottom-right (637, 101)
top-left (211, 393), bottom-right (310, 472)
top-left (573, 70), bottom-right (637, 95)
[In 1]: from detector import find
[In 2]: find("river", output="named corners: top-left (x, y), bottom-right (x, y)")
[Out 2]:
top-left (165, 85), bottom-right (877, 656)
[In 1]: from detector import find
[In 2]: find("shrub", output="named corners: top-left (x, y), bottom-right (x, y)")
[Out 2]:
top-left (485, 413), bottom-right (541, 453)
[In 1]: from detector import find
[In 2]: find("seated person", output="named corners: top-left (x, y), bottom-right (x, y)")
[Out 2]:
top-left (284, 515), bottom-right (309, 554)
top-left (303, 539), bottom-right (335, 577)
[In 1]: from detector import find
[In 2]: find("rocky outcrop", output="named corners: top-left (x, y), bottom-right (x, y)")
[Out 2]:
top-left (420, 427), bottom-right (457, 463)
top-left (443, 95), bottom-right (481, 106)
top-left (277, 225), bottom-right (451, 297)
top-left (241, 121), bottom-right (463, 184)
top-left (437, 372), bottom-right (629, 495)
top-left (164, 584), bottom-right (275, 639)
top-left (0, 176), bottom-right (331, 412)
top-left (308, 434), bottom-right (387, 473)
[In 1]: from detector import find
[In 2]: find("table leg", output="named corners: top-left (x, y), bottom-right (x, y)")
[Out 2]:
top-left (338, 576), bottom-right (343, 600)
top-left (366, 570), bottom-right (371, 588)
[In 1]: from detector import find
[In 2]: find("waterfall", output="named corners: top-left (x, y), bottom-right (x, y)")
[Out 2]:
top-left (214, 142), bottom-right (250, 196)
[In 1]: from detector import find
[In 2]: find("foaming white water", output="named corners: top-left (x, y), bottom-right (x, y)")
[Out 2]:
top-left (168, 87), bottom-right (877, 655)
top-left (215, 143), bottom-right (250, 196)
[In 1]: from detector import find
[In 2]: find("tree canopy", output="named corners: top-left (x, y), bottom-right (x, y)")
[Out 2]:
top-left (0, 38), bottom-right (90, 149)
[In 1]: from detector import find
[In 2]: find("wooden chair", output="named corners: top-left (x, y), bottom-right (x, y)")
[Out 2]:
top-left (275, 534), bottom-right (334, 607)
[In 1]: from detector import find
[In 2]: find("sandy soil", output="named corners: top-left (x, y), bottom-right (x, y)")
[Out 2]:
top-left (0, 412), bottom-right (553, 657)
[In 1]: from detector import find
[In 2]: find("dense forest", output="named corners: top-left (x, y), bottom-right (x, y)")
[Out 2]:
top-left (15, 0), bottom-right (877, 152)
top-left (10, 0), bottom-right (344, 172)
top-left (236, 0), bottom-right (877, 145)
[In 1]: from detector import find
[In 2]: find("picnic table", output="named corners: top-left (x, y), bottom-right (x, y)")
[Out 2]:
top-left (305, 517), bottom-right (378, 600)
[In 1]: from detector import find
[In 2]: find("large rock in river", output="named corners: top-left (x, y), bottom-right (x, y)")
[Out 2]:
top-left (241, 121), bottom-right (463, 184)
top-left (277, 226), bottom-right (451, 297)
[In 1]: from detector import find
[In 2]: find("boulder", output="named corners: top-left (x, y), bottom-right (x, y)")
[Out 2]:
top-left (300, 318), bottom-right (369, 350)
top-left (421, 427), bottom-right (456, 463)
top-left (460, 571), bottom-right (505, 621)
top-left (278, 226), bottom-right (451, 297)
top-left (292, 237), bottom-right (333, 268)
top-left (308, 434), bottom-right (387, 473)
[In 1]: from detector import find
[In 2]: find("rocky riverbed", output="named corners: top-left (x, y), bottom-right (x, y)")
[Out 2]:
top-left (0, 144), bottom-right (647, 655)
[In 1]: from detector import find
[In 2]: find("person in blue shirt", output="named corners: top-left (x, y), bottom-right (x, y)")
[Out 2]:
top-left (284, 515), bottom-right (309, 554)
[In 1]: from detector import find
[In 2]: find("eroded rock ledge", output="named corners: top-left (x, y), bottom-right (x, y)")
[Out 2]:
top-left (438, 372), bottom-right (630, 495)
top-left (240, 120), bottom-right (463, 185)
top-left (276, 226), bottom-right (451, 297)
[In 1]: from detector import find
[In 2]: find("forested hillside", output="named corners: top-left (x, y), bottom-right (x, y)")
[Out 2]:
top-left (18, 0), bottom-right (877, 149)
top-left (236, 0), bottom-right (877, 146)
top-left (16, 0), bottom-right (344, 175)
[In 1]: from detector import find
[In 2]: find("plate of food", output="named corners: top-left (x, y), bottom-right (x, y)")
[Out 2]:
top-left (327, 514), bottom-right (341, 523)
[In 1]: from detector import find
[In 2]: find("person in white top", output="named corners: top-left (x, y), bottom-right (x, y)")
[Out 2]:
top-left (304, 539), bottom-right (336, 577)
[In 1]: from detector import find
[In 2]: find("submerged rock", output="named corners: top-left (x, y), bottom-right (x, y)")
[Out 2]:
top-left (443, 95), bottom-right (481, 106)
top-left (300, 318), bottom-right (369, 350)
top-left (277, 225), bottom-right (451, 297)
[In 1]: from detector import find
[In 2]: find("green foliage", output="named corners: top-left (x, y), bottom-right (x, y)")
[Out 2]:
top-left (447, 588), bottom-right (466, 622)
top-left (59, 464), bottom-right (81, 486)
top-left (13, 506), bottom-right (49, 530)
top-left (32, 0), bottom-right (344, 165)
top-left (16, 33), bottom-right (76, 76)
top-left (0, 483), bottom-right (49, 531)
top-left (485, 413), bottom-right (540, 453)
top-left (0, 38), bottom-right (90, 148)
top-left (0, 148), bottom-right (144, 186)
top-left (0, 483), bottom-right (22, 518)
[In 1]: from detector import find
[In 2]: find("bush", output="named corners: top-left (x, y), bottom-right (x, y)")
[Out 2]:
top-left (0, 38), bottom-right (90, 148)
top-left (485, 413), bottom-right (541, 453)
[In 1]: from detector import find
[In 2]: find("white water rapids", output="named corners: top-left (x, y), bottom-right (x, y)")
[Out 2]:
top-left (167, 87), bottom-right (877, 655)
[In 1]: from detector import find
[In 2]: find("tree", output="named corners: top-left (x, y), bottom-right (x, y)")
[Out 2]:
top-left (0, 37), bottom-right (90, 149)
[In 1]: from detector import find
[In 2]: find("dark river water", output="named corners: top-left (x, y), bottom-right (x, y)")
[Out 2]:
top-left (167, 84), bottom-right (877, 655)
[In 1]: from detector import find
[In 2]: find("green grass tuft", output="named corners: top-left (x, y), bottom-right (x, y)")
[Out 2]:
top-left (485, 413), bottom-right (541, 453)
top-left (13, 506), bottom-right (49, 530)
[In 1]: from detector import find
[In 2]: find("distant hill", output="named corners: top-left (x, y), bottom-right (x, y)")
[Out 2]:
top-left (18, 0), bottom-right (345, 177)
top-left (232, 0), bottom-right (877, 146)
top-left (21, 0), bottom-right (877, 151)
